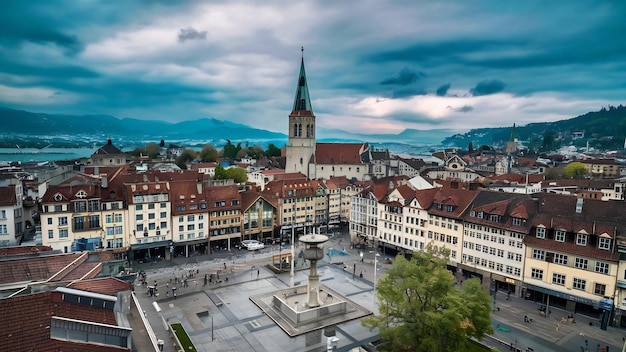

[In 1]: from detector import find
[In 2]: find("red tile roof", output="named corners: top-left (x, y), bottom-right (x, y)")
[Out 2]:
top-left (68, 277), bottom-right (134, 296)
top-left (315, 143), bottom-right (367, 164)
top-left (0, 290), bottom-right (126, 352)
top-left (0, 253), bottom-right (83, 285)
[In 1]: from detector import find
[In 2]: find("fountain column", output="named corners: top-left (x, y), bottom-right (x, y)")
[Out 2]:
top-left (299, 234), bottom-right (328, 308)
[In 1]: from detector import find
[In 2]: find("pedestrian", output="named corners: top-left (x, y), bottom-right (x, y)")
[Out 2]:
top-left (360, 270), bottom-right (363, 279)
top-left (224, 262), bottom-right (227, 270)
top-left (555, 323), bottom-right (559, 331)
top-left (257, 269), bottom-right (260, 279)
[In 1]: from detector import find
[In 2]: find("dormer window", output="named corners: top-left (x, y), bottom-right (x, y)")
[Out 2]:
top-left (576, 233), bottom-right (587, 246)
top-left (489, 214), bottom-right (499, 222)
top-left (470, 210), bottom-right (475, 217)
top-left (436, 203), bottom-right (443, 210)
top-left (54, 193), bottom-right (63, 202)
top-left (536, 227), bottom-right (546, 239)
top-left (511, 218), bottom-right (522, 226)
top-left (75, 190), bottom-right (87, 198)
top-left (555, 230), bottom-right (566, 242)
top-left (598, 237), bottom-right (611, 250)
top-left (477, 212), bottom-right (484, 219)
top-left (447, 205), bottom-right (454, 212)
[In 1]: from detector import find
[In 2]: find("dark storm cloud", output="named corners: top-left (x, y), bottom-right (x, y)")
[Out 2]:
top-left (447, 105), bottom-right (473, 113)
top-left (380, 67), bottom-right (425, 86)
top-left (178, 28), bottom-right (208, 42)
top-left (436, 83), bottom-right (451, 96)
top-left (0, 58), bottom-right (99, 80)
top-left (470, 79), bottom-right (506, 96)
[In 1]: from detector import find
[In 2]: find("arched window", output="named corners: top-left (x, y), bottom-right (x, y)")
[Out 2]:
top-left (306, 124), bottom-right (310, 137)
top-left (300, 157), bottom-right (303, 165)
top-left (298, 124), bottom-right (302, 137)
top-left (293, 123), bottom-right (298, 137)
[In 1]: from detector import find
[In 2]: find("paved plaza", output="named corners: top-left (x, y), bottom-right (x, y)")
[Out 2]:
top-left (131, 231), bottom-right (626, 352)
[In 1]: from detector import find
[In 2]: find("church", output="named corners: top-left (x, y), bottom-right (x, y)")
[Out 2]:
top-left (285, 50), bottom-right (383, 181)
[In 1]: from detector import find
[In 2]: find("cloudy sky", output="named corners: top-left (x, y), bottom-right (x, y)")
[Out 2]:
top-left (1, 1), bottom-right (625, 136)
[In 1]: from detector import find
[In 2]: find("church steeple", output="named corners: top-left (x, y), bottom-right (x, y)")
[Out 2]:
top-left (292, 47), bottom-right (313, 113)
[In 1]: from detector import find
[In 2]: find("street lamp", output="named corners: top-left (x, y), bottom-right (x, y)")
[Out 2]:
top-left (373, 252), bottom-right (380, 304)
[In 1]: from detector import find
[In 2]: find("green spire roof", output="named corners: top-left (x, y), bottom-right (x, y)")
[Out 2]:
top-left (292, 48), bottom-right (313, 112)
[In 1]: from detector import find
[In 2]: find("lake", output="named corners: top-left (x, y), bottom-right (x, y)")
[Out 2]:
top-left (0, 147), bottom-right (99, 163)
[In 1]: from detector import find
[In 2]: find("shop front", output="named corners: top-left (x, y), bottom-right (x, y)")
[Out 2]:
top-left (129, 240), bottom-right (172, 263)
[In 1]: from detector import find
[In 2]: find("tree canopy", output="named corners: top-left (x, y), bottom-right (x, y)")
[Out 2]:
top-left (363, 246), bottom-right (492, 352)
top-left (564, 161), bottom-right (588, 179)
top-left (213, 165), bottom-right (248, 183)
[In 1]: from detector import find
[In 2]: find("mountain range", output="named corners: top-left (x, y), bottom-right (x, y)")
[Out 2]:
top-left (0, 106), bottom-right (453, 149)
top-left (2, 105), bottom-right (625, 151)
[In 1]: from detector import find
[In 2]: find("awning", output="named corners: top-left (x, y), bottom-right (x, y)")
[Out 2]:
top-left (130, 240), bottom-right (172, 250)
top-left (525, 282), bottom-right (599, 307)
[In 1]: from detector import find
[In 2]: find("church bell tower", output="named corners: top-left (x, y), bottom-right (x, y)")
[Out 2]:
top-left (285, 48), bottom-right (316, 178)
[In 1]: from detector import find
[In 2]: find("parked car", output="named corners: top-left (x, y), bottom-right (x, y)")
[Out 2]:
top-left (241, 240), bottom-right (265, 251)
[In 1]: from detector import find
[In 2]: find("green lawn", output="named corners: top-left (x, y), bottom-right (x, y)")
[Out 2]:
top-left (170, 322), bottom-right (198, 352)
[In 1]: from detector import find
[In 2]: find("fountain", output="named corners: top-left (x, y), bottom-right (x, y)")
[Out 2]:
top-left (250, 230), bottom-right (372, 338)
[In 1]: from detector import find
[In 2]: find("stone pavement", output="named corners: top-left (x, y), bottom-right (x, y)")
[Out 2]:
top-left (130, 230), bottom-right (626, 352)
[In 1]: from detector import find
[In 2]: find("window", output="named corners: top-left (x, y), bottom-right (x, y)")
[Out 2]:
top-left (594, 283), bottom-right (606, 296)
top-left (552, 273), bottom-right (566, 285)
top-left (48, 230), bottom-right (54, 239)
top-left (595, 261), bottom-right (609, 274)
top-left (115, 213), bottom-right (122, 222)
top-left (536, 227), bottom-right (545, 239)
top-left (135, 204), bottom-right (143, 211)
top-left (555, 230), bottom-right (565, 242)
top-left (59, 229), bottom-right (68, 238)
top-left (554, 253), bottom-right (568, 265)
top-left (58, 217), bottom-right (68, 226)
top-left (572, 278), bottom-right (586, 290)
top-left (148, 213), bottom-right (155, 219)
top-left (576, 233), bottom-right (587, 246)
top-left (48, 217), bottom-right (53, 225)
top-left (598, 237), bottom-right (611, 250)
top-left (512, 217), bottom-right (522, 226)
top-left (575, 257), bottom-right (588, 270)
top-left (136, 214), bottom-right (143, 221)
top-left (160, 212), bottom-right (167, 218)
top-left (148, 203), bottom-right (155, 209)
top-left (532, 249), bottom-right (545, 260)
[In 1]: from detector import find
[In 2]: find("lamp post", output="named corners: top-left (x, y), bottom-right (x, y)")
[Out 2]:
top-left (373, 252), bottom-right (380, 304)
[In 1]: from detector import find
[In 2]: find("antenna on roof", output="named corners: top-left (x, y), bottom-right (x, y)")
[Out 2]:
top-left (301, 46), bottom-right (304, 58)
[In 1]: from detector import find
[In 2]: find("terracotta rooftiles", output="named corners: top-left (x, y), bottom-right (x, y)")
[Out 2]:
top-left (68, 277), bottom-right (134, 296)
top-left (315, 143), bottom-right (367, 164)
top-left (0, 253), bottom-right (83, 285)
top-left (0, 290), bottom-right (125, 352)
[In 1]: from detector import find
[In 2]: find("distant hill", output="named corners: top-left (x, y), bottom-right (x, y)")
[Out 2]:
top-left (0, 107), bottom-right (286, 148)
top-left (442, 105), bottom-right (626, 151)
top-left (0, 106), bottom-right (454, 149)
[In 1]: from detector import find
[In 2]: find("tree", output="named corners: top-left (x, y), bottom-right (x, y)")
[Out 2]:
top-left (363, 246), bottom-right (492, 352)
top-left (222, 140), bottom-right (241, 160)
top-left (145, 142), bottom-right (160, 159)
top-left (199, 144), bottom-right (219, 162)
top-left (265, 143), bottom-right (282, 157)
top-left (174, 149), bottom-right (196, 170)
top-left (564, 161), bottom-right (588, 179)
top-left (213, 165), bottom-right (248, 183)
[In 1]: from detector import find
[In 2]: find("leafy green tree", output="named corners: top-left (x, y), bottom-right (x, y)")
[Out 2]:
top-left (145, 142), bottom-right (161, 159)
top-left (222, 140), bottom-right (242, 160)
top-left (213, 165), bottom-right (248, 183)
top-left (199, 144), bottom-right (219, 162)
top-left (564, 161), bottom-right (588, 179)
top-left (363, 246), bottom-right (492, 352)
top-left (174, 149), bottom-right (197, 170)
top-left (265, 143), bottom-right (282, 157)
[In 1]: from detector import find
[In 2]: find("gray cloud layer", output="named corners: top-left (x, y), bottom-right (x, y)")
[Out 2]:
top-left (0, 0), bottom-right (624, 134)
